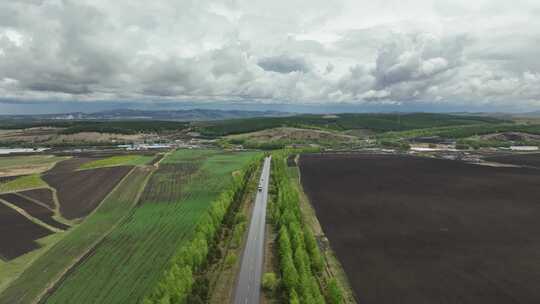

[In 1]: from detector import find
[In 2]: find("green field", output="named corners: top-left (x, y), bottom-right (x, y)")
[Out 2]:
top-left (0, 174), bottom-right (48, 193)
top-left (196, 113), bottom-right (505, 137)
top-left (0, 167), bottom-right (150, 304)
top-left (79, 155), bottom-right (155, 170)
top-left (44, 149), bottom-right (259, 304)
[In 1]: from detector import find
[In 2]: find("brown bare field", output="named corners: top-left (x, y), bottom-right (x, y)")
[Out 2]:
top-left (0, 128), bottom-right (148, 145)
top-left (300, 153), bottom-right (540, 304)
top-left (52, 132), bottom-right (146, 143)
top-left (0, 155), bottom-right (65, 177)
top-left (43, 158), bottom-right (131, 219)
top-left (0, 193), bottom-right (69, 230)
top-left (0, 128), bottom-right (59, 143)
top-left (227, 127), bottom-right (357, 143)
top-left (485, 153), bottom-right (540, 169)
top-left (18, 188), bottom-right (56, 209)
top-left (46, 157), bottom-right (99, 174)
top-left (0, 202), bottom-right (53, 261)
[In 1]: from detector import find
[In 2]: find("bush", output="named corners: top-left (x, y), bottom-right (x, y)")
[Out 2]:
top-left (262, 272), bottom-right (279, 292)
top-left (327, 278), bottom-right (343, 304)
top-left (235, 213), bottom-right (247, 224)
top-left (225, 252), bottom-right (237, 268)
top-left (231, 223), bottom-right (246, 248)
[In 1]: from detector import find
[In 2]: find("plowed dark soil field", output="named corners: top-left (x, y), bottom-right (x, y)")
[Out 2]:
top-left (485, 153), bottom-right (540, 168)
top-left (0, 193), bottom-right (69, 230)
top-left (0, 202), bottom-right (52, 260)
top-left (19, 188), bottom-right (56, 209)
top-left (300, 153), bottom-right (540, 304)
top-left (46, 157), bottom-right (99, 174)
top-left (43, 158), bottom-right (131, 219)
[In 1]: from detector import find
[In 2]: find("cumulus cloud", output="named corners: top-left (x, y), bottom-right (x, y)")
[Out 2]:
top-left (0, 0), bottom-right (539, 110)
top-left (258, 55), bottom-right (310, 74)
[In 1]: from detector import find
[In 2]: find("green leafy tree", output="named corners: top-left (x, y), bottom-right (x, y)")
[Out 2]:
top-left (262, 272), bottom-right (279, 293)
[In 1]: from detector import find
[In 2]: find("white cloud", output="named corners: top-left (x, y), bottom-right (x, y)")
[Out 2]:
top-left (0, 0), bottom-right (539, 110)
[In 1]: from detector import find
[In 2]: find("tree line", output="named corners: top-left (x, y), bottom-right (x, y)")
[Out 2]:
top-left (270, 151), bottom-right (343, 304)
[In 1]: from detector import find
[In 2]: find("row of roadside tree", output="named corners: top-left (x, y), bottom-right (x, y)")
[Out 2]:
top-left (270, 151), bottom-right (344, 304)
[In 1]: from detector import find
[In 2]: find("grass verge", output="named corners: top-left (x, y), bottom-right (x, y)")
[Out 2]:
top-left (0, 175), bottom-right (48, 193)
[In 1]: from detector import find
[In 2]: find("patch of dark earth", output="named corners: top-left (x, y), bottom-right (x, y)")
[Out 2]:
top-left (300, 153), bottom-right (540, 304)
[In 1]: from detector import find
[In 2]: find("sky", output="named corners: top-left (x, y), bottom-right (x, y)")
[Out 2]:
top-left (1, 0), bottom-right (540, 114)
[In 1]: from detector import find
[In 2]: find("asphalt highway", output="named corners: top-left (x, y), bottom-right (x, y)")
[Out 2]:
top-left (233, 156), bottom-right (271, 304)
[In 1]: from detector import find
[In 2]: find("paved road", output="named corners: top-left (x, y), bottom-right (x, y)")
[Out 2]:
top-left (233, 156), bottom-right (271, 304)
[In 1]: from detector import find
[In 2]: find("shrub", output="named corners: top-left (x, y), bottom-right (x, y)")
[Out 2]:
top-left (225, 252), bottom-right (237, 268)
top-left (327, 278), bottom-right (343, 304)
top-left (231, 223), bottom-right (246, 248)
top-left (262, 272), bottom-right (279, 292)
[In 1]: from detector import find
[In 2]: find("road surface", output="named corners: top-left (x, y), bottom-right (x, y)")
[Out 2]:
top-left (233, 156), bottom-right (271, 304)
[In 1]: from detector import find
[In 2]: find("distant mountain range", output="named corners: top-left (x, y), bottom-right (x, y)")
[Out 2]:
top-left (1, 108), bottom-right (292, 121)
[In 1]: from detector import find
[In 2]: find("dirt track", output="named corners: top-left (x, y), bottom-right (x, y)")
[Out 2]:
top-left (300, 153), bottom-right (540, 304)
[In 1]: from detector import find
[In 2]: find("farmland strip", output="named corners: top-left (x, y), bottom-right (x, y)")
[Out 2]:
top-left (44, 166), bottom-right (132, 219)
top-left (0, 167), bottom-right (153, 304)
top-left (0, 193), bottom-right (69, 231)
top-left (18, 188), bottom-right (56, 210)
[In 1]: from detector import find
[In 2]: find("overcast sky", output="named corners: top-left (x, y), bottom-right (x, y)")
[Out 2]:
top-left (1, 0), bottom-right (540, 113)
